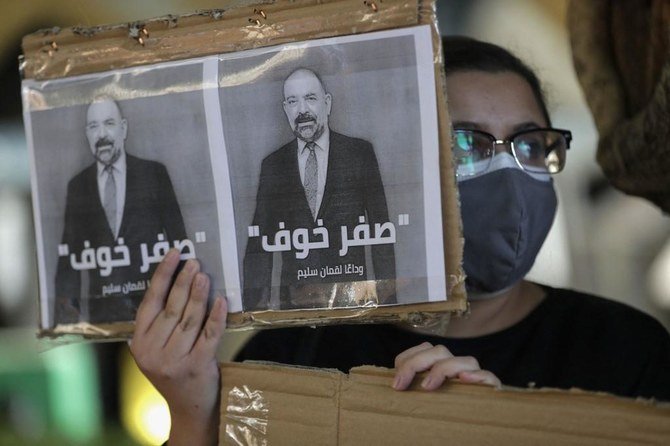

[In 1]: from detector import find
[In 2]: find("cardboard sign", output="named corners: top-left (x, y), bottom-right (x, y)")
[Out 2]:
top-left (220, 362), bottom-right (670, 445)
top-left (21, 0), bottom-right (466, 338)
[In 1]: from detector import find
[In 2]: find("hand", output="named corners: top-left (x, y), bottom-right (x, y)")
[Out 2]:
top-left (129, 249), bottom-right (227, 446)
top-left (392, 342), bottom-right (501, 391)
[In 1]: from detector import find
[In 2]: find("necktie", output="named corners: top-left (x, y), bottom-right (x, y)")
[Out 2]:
top-left (103, 165), bottom-right (116, 235)
top-left (304, 142), bottom-right (318, 219)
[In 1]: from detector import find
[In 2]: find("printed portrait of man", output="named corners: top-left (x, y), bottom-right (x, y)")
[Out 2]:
top-left (54, 97), bottom-right (187, 323)
top-left (242, 68), bottom-right (396, 311)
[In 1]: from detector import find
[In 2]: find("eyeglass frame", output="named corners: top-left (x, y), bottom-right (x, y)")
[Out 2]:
top-left (451, 127), bottom-right (573, 177)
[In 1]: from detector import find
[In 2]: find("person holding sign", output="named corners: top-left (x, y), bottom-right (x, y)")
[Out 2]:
top-left (130, 37), bottom-right (670, 445)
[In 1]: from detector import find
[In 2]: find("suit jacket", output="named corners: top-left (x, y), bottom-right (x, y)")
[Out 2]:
top-left (54, 153), bottom-right (186, 325)
top-left (243, 131), bottom-right (396, 310)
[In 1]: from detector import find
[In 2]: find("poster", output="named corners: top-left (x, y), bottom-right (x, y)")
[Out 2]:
top-left (23, 25), bottom-right (446, 329)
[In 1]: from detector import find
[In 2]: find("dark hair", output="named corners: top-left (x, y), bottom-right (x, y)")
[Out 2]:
top-left (442, 36), bottom-right (551, 125)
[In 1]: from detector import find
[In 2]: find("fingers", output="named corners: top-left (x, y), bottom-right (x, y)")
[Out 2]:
top-left (393, 343), bottom-right (453, 390)
top-left (147, 258), bottom-right (201, 347)
top-left (393, 343), bottom-right (501, 391)
top-left (130, 252), bottom-right (227, 438)
top-left (134, 249), bottom-right (181, 335)
top-left (420, 356), bottom-right (480, 391)
top-left (164, 271), bottom-right (211, 356)
top-left (192, 296), bottom-right (228, 363)
top-left (459, 370), bottom-right (502, 388)
top-left (393, 341), bottom-right (434, 368)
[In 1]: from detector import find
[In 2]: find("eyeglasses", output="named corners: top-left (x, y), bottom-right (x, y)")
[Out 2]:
top-left (452, 128), bottom-right (572, 178)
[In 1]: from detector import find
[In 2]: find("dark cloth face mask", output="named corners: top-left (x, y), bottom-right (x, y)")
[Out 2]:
top-left (458, 165), bottom-right (557, 294)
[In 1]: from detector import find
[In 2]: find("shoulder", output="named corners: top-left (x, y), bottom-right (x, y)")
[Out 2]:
top-left (265, 140), bottom-right (296, 161)
top-left (330, 131), bottom-right (373, 153)
top-left (544, 286), bottom-right (667, 335)
top-left (538, 286), bottom-right (670, 399)
top-left (67, 163), bottom-right (96, 189)
top-left (261, 140), bottom-right (297, 167)
top-left (329, 132), bottom-right (377, 168)
top-left (125, 154), bottom-right (174, 185)
top-left (538, 286), bottom-right (670, 369)
top-left (126, 153), bottom-right (167, 172)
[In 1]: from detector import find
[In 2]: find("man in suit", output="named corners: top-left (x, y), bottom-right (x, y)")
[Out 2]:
top-left (54, 97), bottom-right (186, 325)
top-left (243, 68), bottom-right (396, 311)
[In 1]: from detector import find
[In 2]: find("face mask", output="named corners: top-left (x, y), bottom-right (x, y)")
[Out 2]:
top-left (457, 157), bottom-right (557, 295)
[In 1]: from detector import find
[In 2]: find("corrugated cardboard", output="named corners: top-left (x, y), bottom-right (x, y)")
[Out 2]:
top-left (219, 362), bottom-right (670, 445)
top-left (22, 0), bottom-right (468, 338)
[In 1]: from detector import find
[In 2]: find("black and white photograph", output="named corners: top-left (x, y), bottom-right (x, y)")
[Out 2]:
top-left (214, 25), bottom-right (446, 312)
top-left (23, 25), bottom-right (447, 324)
top-left (23, 58), bottom-right (223, 328)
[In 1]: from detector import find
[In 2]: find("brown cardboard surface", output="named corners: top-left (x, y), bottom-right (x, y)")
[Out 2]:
top-left (220, 362), bottom-right (670, 445)
top-left (22, 0), bottom-right (423, 80)
top-left (23, 0), bottom-right (467, 338)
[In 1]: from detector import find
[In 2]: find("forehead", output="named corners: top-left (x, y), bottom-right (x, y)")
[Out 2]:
top-left (283, 71), bottom-right (324, 97)
top-left (87, 100), bottom-right (121, 121)
top-left (446, 71), bottom-right (547, 128)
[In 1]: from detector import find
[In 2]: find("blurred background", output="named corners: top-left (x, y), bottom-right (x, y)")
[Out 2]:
top-left (1, 0), bottom-right (668, 444)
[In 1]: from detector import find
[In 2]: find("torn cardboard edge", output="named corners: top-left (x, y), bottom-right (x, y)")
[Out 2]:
top-left (21, 0), bottom-right (431, 80)
top-left (39, 300), bottom-right (458, 340)
top-left (23, 0), bottom-right (467, 339)
top-left (219, 361), bottom-right (670, 446)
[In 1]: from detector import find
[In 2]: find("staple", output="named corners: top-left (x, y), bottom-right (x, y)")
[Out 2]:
top-left (128, 22), bottom-right (146, 38)
top-left (42, 41), bottom-right (58, 56)
top-left (364, 0), bottom-right (379, 12)
top-left (128, 22), bottom-right (149, 45)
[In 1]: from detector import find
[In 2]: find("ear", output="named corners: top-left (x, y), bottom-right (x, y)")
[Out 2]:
top-left (325, 93), bottom-right (332, 115)
top-left (121, 118), bottom-right (128, 139)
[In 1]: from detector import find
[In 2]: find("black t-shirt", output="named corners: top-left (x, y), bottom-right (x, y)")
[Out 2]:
top-left (236, 286), bottom-right (670, 401)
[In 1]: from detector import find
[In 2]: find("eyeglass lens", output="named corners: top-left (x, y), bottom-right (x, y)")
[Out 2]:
top-left (453, 131), bottom-right (494, 177)
top-left (453, 129), bottom-right (567, 176)
top-left (512, 130), bottom-right (566, 174)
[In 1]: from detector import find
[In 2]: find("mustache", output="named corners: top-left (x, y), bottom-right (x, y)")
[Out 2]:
top-left (95, 137), bottom-right (114, 149)
top-left (294, 113), bottom-right (316, 125)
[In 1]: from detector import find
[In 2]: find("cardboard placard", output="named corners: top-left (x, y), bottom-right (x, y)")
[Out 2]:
top-left (220, 361), bottom-right (670, 445)
top-left (21, 0), bottom-right (466, 338)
